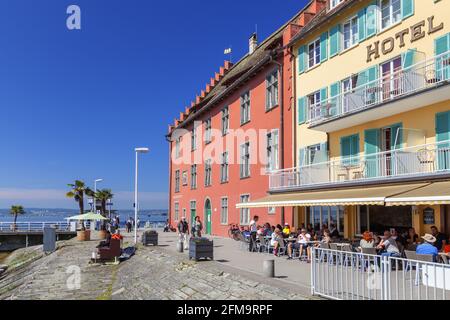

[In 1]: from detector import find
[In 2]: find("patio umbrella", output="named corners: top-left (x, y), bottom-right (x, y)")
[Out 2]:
top-left (66, 212), bottom-right (108, 221)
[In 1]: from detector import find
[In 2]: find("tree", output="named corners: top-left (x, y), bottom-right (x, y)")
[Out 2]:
top-left (66, 180), bottom-right (94, 215)
top-left (10, 205), bottom-right (25, 231)
top-left (95, 189), bottom-right (114, 217)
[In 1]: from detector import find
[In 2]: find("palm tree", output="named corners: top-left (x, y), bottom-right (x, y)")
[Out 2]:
top-left (66, 180), bottom-right (94, 230)
top-left (10, 205), bottom-right (25, 231)
top-left (95, 189), bottom-right (114, 217)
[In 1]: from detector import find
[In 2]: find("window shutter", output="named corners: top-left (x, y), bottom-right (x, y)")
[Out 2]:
top-left (358, 8), bottom-right (367, 42)
top-left (341, 136), bottom-right (351, 164)
top-left (402, 49), bottom-right (416, 69)
top-left (299, 148), bottom-right (306, 166)
top-left (364, 129), bottom-right (380, 178)
top-left (330, 82), bottom-right (340, 116)
top-left (356, 69), bottom-right (369, 87)
top-left (367, 65), bottom-right (378, 83)
top-left (366, 1), bottom-right (378, 38)
top-left (351, 135), bottom-right (360, 157)
top-left (298, 46), bottom-right (306, 74)
top-left (436, 111), bottom-right (450, 143)
top-left (402, 0), bottom-right (414, 19)
top-left (435, 34), bottom-right (449, 55)
top-left (330, 82), bottom-right (340, 97)
top-left (320, 87), bottom-right (328, 102)
top-left (319, 142), bottom-right (329, 163)
top-left (320, 32), bottom-right (328, 62)
top-left (298, 97), bottom-right (306, 124)
top-left (391, 123), bottom-right (403, 150)
top-left (329, 25), bottom-right (340, 57)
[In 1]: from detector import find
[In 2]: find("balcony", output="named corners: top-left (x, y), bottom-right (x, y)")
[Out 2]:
top-left (269, 140), bottom-right (450, 191)
top-left (307, 51), bottom-right (450, 132)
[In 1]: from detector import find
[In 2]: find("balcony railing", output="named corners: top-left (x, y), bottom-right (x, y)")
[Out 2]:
top-left (308, 51), bottom-right (450, 126)
top-left (269, 140), bottom-right (450, 191)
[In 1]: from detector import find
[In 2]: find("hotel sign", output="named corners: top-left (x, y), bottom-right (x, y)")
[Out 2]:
top-left (367, 16), bottom-right (444, 62)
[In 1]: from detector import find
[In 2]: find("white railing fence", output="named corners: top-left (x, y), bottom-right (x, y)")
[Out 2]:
top-left (0, 222), bottom-right (70, 232)
top-left (270, 140), bottom-right (450, 190)
top-left (311, 247), bottom-right (450, 300)
top-left (308, 51), bottom-right (450, 125)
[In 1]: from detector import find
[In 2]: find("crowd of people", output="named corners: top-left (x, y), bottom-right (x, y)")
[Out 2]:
top-left (174, 216), bottom-right (204, 250)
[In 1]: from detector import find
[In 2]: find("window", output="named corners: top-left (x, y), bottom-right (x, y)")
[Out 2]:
top-left (357, 205), bottom-right (413, 235)
top-left (381, 0), bottom-right (401, 30)
top-left (175, 136), bottom-right (182, 158)
top-left (220, 152), bottom-right (229, 183)
top-left (240, 195), bottom-right (250, 225)
top-left (266, 70), bottom-right (279, 110)
top-left (190, 165), bottom-right (197, 189)
top-left (174, 202), bottom-right (180, 221)
top-left (221, 106), bottom-right (229, 135)
top-left (240, 142), bottom-right (250, 178)
top-left (268, 207), bottom-right (276, 215)
top-left (307, 91), bottom-right (321, 120)
top-left (343, 16), bottom-right (358, 50)
top-left (307, 206), bottom-right (344, 234)
top-left (266, 130), bottom-right (279, 171)
top-left (330, 0), bottom-right (343, 9)
top-left (381, 56), bottom-right (402, 100)
top-left (221, 197), bottom-right (228, 225)
top-left (191, 127), bottom-right (197, 151)
top-left (204, 159), bottom-right (212, 186)
top-left (182, 171), bottom-right (188, 186)
top-left (308, 38), bottom-right (321, 69)
top-left (174, 170), bottom-right (180, 193)
top-left (341, 75), bottom-right (357, 112)
top-left (240, 91), bottom-right (251, 125)
top-left (306, 144), bottom-right (321, 165)
top-left (204, 118), bottom-right (212, 143)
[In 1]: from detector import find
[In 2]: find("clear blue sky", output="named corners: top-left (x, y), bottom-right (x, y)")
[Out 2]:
top-left (0, 0), bottom-right (307, 209)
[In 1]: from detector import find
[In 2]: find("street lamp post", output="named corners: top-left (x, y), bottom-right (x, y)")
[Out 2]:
top-left (134, 147), bottom-right (149, 245)
top-left (93, 178), bottom-right (103, 231)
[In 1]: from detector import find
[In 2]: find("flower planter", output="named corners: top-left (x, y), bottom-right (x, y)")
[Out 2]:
top-left (142, 230), bottom-right (158, 246)
top-left (189, 238), bottom-right (213, 261)
top-left (77, 230), bottom-right (91, 241)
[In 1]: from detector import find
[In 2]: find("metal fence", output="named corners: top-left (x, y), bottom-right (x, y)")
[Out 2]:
top-left (0, 222), bottom-right (70, 232)
top-left (311, 247), bottom-right (450, 300)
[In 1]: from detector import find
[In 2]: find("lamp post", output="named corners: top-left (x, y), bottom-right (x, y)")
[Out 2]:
top-left (94, 179), bottom-right (103, 213)
top-left (134, 147), bottom-right (149, 245)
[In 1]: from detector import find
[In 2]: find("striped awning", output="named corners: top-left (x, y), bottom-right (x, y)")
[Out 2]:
top-left (386, 181), bottom-right (450, 206)
top-left (236, 183), bottom-right (428, 209)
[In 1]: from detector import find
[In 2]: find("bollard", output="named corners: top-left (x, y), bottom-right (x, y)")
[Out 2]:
top-left (263, 259), bottom-right (275, 278)
top-left (176, 241), bottom-right (184, 253)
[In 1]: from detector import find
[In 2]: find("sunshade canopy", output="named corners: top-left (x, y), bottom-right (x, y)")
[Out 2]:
top-left (66, 212), bottom-right (108, 221)
top-left (386, 181), bottom-right (450, 206)
top-left (236, 183), bottom-right (428, 209)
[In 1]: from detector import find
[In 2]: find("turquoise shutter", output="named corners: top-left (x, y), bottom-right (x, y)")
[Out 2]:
top-left (358, 8), bottom-right (367, 42)
top-left (298, 46), bottom-right (306, 74)
top-left (329, 25), bottom-right (340, 57)
top-left (366, 1), bottom-right (378, 38)
top-left (319, 142), bottom-right (328, 163)
top-left (436, 111), bottom-right (450, 170)
top-left (435, 34), bottom-right (450, 81)
top-left (391, 123), bottom-right (403, 150)
top-left (356, 70), bottom-right (368, 87)
top-left (320, 32), bottom-right (328, 62)
top-left (298, 97), bottom-right (306, 124)
top-left (341, 135), bottom-right (359, 165)
top-left (299, 148), bottom-right (306, 166)
top-left (320, 87), bottom-right (328, 117)
top-left (330, 82), bottom-right (340, 97)
top-left (402, 49), bottom-right (416, 69)
top-left (366, 66), bottom-right (379, 104)
top-left (364, 129), bottom-right (380, 178)
top-left (367, 65), bottom-right (378, 83)
top-left (329, 82), bottom-right (340, 116)
top-left (341, 136), bottom-right (351, 165)
top-left (402, 0), bottom-right (414, 19)
top-left (351, 134), bottom-right (360, 165)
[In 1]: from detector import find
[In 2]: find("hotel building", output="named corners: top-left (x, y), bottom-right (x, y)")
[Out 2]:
top-left (239, 0), bottom-right (450, 239)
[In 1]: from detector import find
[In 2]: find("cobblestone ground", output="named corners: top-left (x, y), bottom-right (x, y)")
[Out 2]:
top-left (0, 237), bottom-right (312, 300)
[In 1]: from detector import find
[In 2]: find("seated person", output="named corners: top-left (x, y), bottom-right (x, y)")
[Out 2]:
top-left (377, 230), bottom-right (401, 257)
top-left (360, 231), bottom-right (376, 248)
top-left (282, 223), bottom-right (291, 238)
top-left (270, 228), bottom-right (284, 256)
top-left (329, 224), bottom-right (340, 239)
top-left (407, 227), bottom-right (420, 245)
top-left (320, 230), bottom-right (331, 245)
top-left (97, 231), bottom-right (112, 248)
top-left (287, 228), bottom-right (311, 262)
top-left (416, 234), bottom-right (439, 262)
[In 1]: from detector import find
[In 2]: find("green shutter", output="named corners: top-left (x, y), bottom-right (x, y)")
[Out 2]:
top-left (319, 142), bottom-right (329, 163)
top-left (366, 1), bottom-right (377, 38)
top-left (402, 0), bottom-right (414, 19)
top-left (358, 8), bottom-right (366, 42)
top-left (356, 69), bottom-right (368, 87)
top-left (435, 34), bottom-right (449, 55)
top-left (436, 111), bottom-right (450, 170)
top-left (367, 65), bottom-right (378, 83)
top-left (351, 134), bottom-right (360, 165)
top-left (390, 123), bottom-right (403, 150)
top-left (330, 82), bottom-right (340, 97)
top-left (364, 129), bottom-right (380, 178)
top-left (341, 136), bottom-right (351, 163)
top-left (435, 34), bottom-right (450, 81)
top-left (298, 45), bottom-right (306, 74)
top-left (298, 97), bottom-right (306, 124)
top-left (320, 32), bottom-right (328, 62)
top-left (329, 82), bottom-right (340, 117)
top-left (329, 25), bottom-right (340, 57)
top-left (299, 148), bottom-right (306, 166)
top-left (402, 49), bottom-right (416, 68)
top-left (341, 134), bottom-right (359, 165)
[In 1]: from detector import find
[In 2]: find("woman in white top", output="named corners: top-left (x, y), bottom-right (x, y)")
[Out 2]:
top-left (270, 228), bottom-right (284, 256)
top-left (360, 231), bottom-right (376, 248)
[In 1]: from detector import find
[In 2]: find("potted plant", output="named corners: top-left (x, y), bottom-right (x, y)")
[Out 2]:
top-left (94, 189), bottom-right (113, 239)
top-left (66, 180), bottom-right (94, 241)
top-left (10, 205), bottom-right (25, 232)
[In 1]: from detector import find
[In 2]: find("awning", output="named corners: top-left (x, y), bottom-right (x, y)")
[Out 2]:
top-left (236, 183), bottom-right (427, 209)
top-left (386, 181), bottom-right (450, 206)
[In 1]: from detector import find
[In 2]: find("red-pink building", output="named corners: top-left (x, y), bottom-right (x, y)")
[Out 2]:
top-left (167, 2), bottom-right (326, 237)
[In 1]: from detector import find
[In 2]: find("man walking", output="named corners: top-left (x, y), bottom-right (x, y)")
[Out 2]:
top-left (177, 217), bottom-right (190, 250)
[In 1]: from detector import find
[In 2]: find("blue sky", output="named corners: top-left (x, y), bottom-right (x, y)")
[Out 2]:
top-left (0, 0), bottom-right (307, 209)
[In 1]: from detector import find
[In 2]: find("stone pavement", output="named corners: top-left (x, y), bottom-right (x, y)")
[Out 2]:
top-left (0, 230), bottom-right (315, 300)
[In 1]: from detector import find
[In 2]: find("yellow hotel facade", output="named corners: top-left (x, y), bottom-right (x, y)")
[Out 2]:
top-left (238, 0), bottom-right (450, 239)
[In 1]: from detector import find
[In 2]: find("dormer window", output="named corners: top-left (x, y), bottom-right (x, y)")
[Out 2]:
top-left (330, 0), bottom-right (343, 10)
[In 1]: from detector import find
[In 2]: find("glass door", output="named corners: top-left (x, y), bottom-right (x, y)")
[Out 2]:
top-left (381, 57), bottom-right (402, 101)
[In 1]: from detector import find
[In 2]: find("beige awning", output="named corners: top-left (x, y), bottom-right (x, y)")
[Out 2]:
top-left (386, 181), bottom-right (450, 206)
top-left (236, 183), bottom-right (428, 209)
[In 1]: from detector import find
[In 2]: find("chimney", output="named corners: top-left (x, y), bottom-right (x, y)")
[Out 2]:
top-left (249, 33), bottom-right (258, 54)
